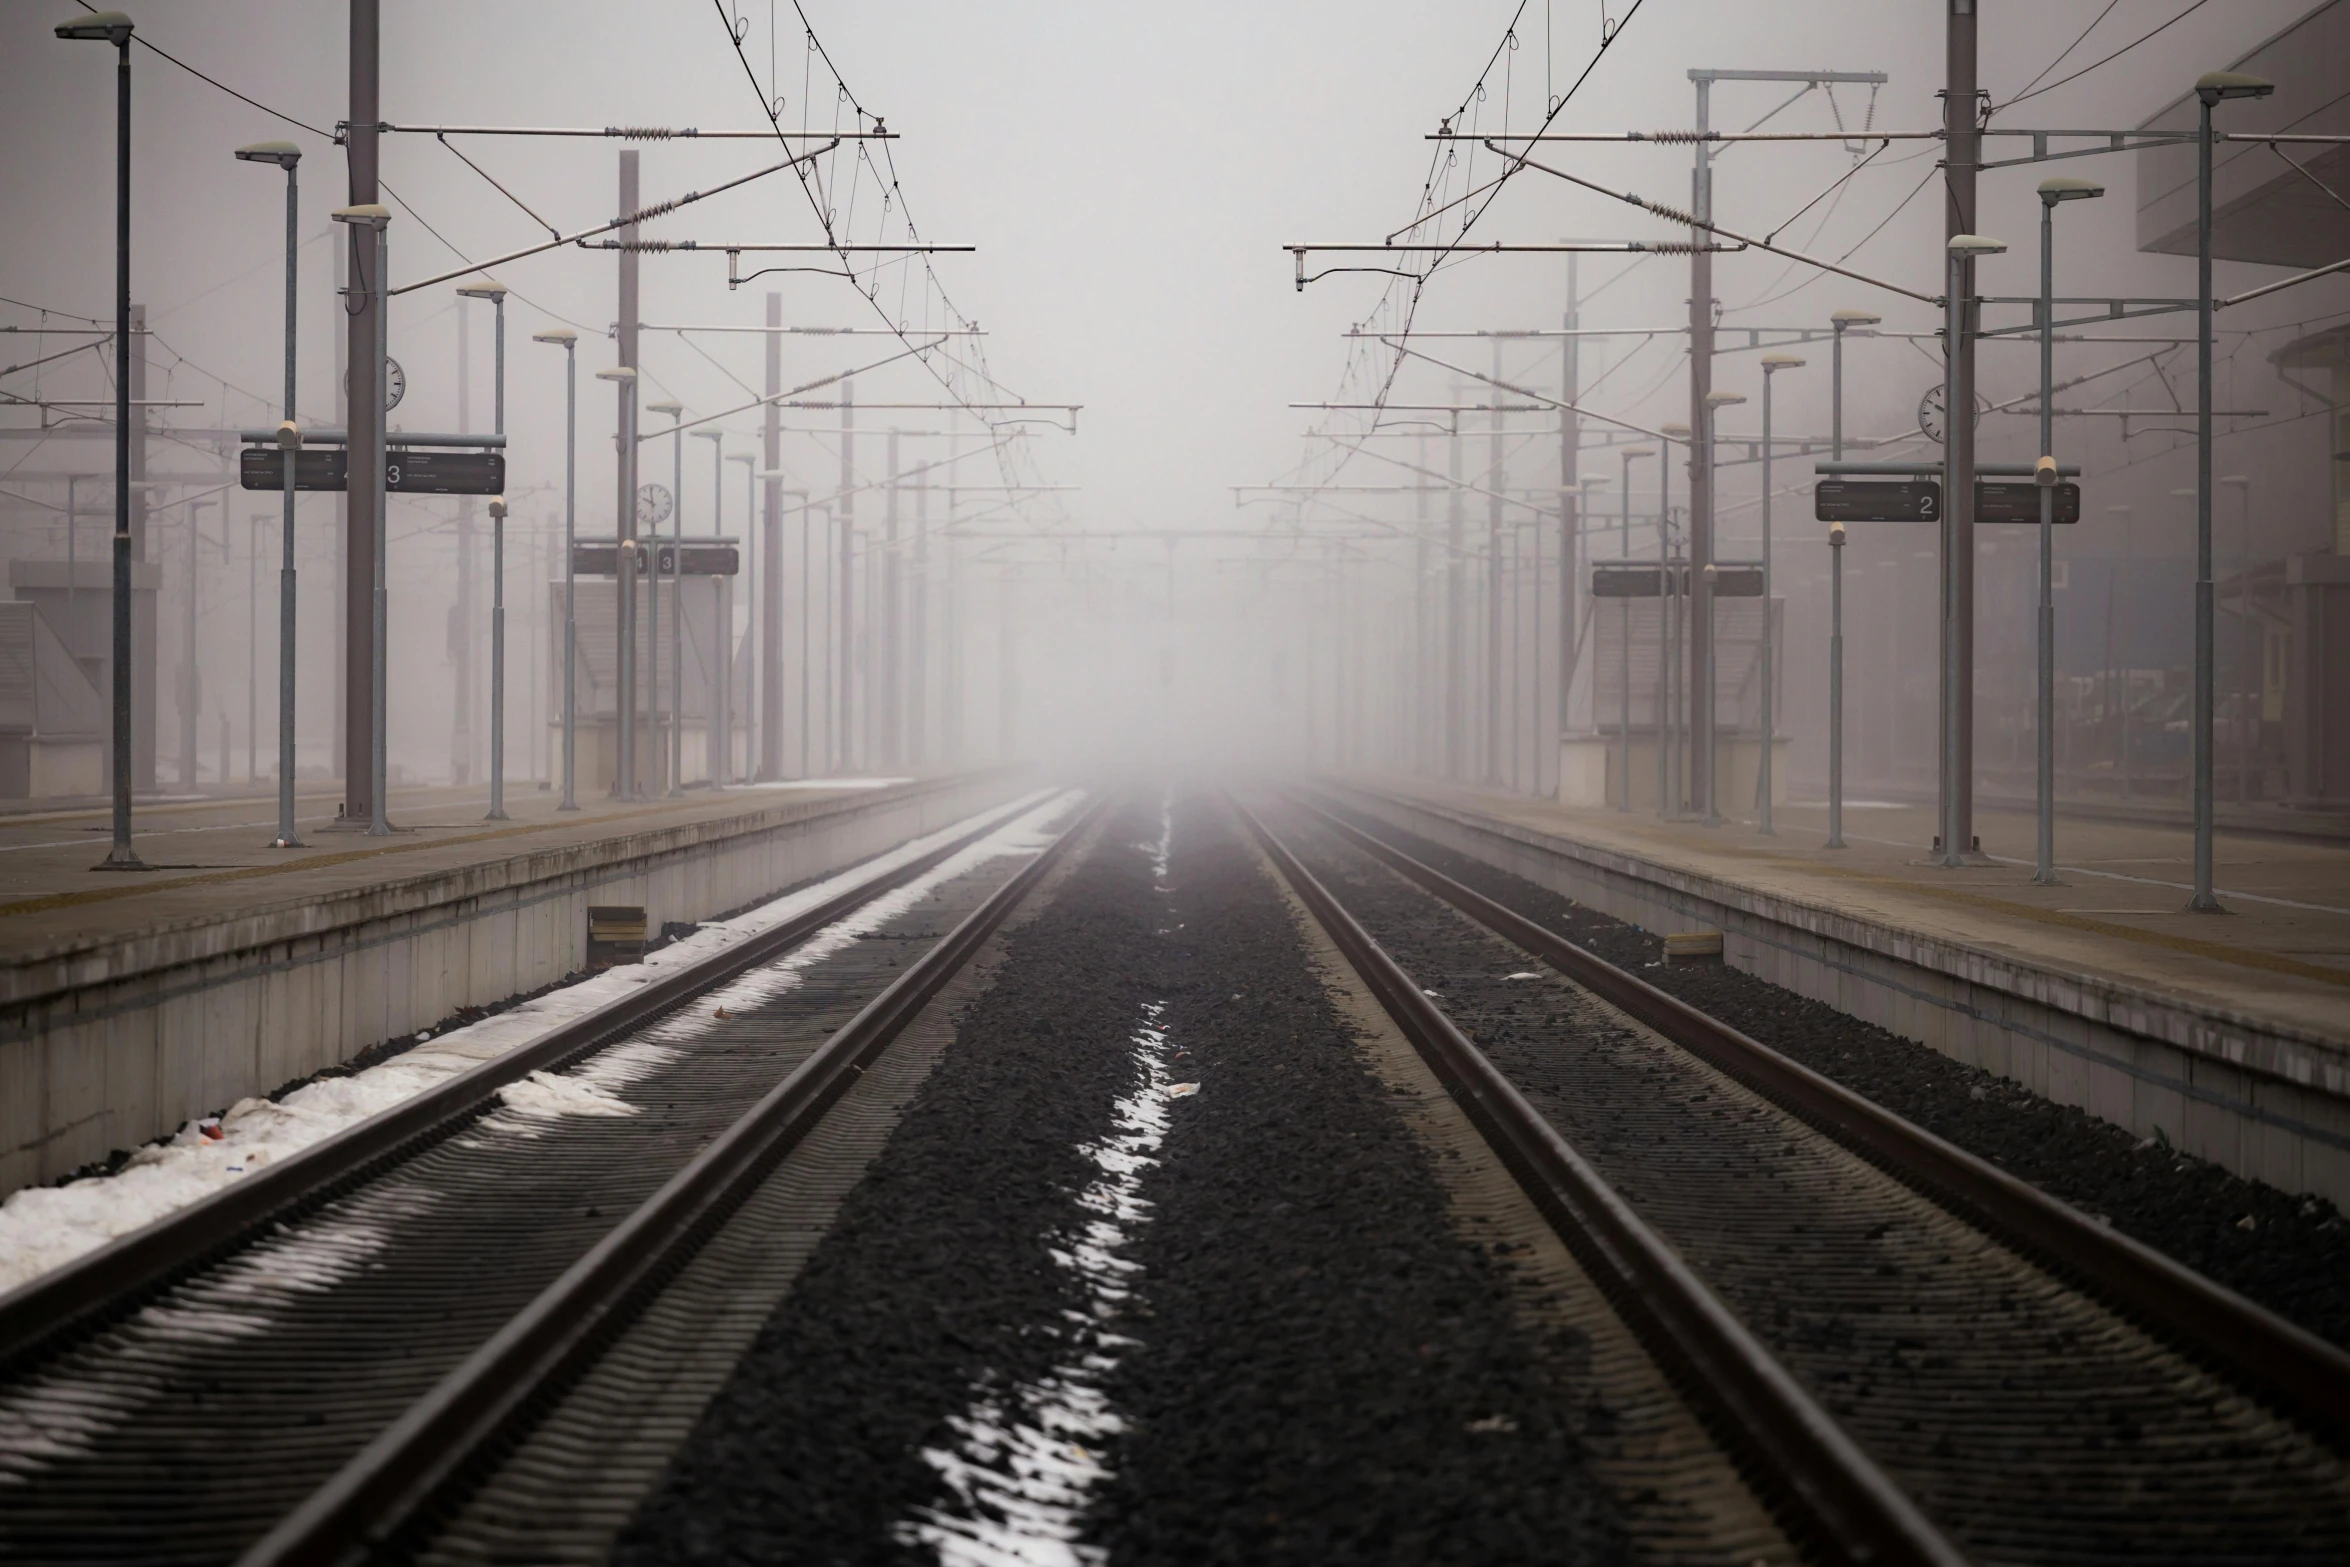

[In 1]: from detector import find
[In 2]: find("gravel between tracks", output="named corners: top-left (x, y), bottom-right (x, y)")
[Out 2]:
top-left (617, 794), bottom-right (1625, 1566)
top-left (1321, 796), bottom-right (2350, 1350)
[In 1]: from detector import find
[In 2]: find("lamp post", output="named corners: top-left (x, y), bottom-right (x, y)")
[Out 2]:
top-left (535, 328), bottom-right (580, 810)
top-left (57, 9), bottom-right (144, 869)
top-left (456, 281), bottom-right (508, 817)
top-left (693, 428), bottom-right (728, 785)
top-left (727, 450), bottom-right (757, 780)
top-left (1700, 389), bottom-right (1744, 825)
top-left (1756, 355), bottom-right (1803, 835)
top-left (235, 141), bottom-right (305, 845)
top-left (2034, 178), bottom-right (2103, 885)
top-left (2190, 71), bottom-right (2273, 912)
top-left (1617, 447), bottom-right (1652, 811)
top-left (596, 366), bottom-right (639, 797)
top-left (2220, 472), bottom-right (2253, 803)
top-left (1825, 308), bottom-right (1878, 849)
top-left (1941, 232), bottom-right (2007, 868)
top-left (331, 201), bottom-right (393, 836)
top-left (2106, 501), bottom-right (2133, 802)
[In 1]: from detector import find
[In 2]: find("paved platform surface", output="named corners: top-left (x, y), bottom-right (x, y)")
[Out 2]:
top-left (0, 778), bottom-right (916, 966)
top-left (1359, 778), bottom-right (2350, 1056)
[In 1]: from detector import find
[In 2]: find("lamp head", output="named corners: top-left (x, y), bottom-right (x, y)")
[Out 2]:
top-left (1661, 423), bottom-right (1691, 439)
top-left (2169, 487), bottom-right (2197, 498)
top-left (488, 497), bottom-right (508, 521)
top-left (1761, 353), bottom-right (1807, 372)
top-left (55, 11), bottom-right (132, 42)
top-left (2038, 175), bottom-right (2105, 205)
top-left (755, 469), bottom-right (790, 481)
top-left (726, 452), bottom-right (755, 464)
top-left (646, 399), bottom-right (684, 417)
top-left (330, 203), bottom-right (391, 230)
top-left (1705, 390), bottom-right (1745, 407)
top-left (455, 278), bottom-right (508, 301)
top-left (275, 420), bottom-right (302, 451)
top-left (234, 141), bottom-right (301, 170)
top-left (2034, 454), bottom-right (2059, 488)
top-left (2219, 473), bottom-right (2251, 489)
top-left (2196, 70), bottom-right (2274, 105)
top-left (594, 366), bottom-right (636, 383)
top-left (532, 328), bottom-right (577, 346)
top-left (1623, 447), bottom-right (1655, 458)
top-left (691, 428), bottom-right (726, 442)
top-left (1830, 308), bottom-right (1881, 329)
top-left (1947, 234), bottom-right (2007, 258)
top-left (1829, 520), bottom-right (1847, 545)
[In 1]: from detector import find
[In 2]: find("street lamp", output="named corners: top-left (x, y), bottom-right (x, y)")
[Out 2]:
top-left (235, 140), bottom-right (305, 848)
top-left (534, 328), bottom-right (580, 810)
top-left (1941, 232), bottom-right (2008, 868)
top-left (2030, 177), bottom-right (2103, 886)
top-left (1700, 389), bottom-right (1745, 826)
top-left (58, 9), bottom-right (144, 869)
top-left (693, 428), bottom-right (729, 785)
top-left (2220, 472), bottom-right (2254, 804)
top-left (2189, 71), bottom-right (2273, 912)
top-left (332, 201), bottom-right (393, 836)
top-left (1756, 355), bottom-right (1804, 836)
top-left (596, 365), bottom-right (639, 797)
top-left (645, 399), bottom-right (685, 796)
top-left (1824, 308), bottom-right (1878, 849)
top-left (457, 281), bottom-right (509, 818)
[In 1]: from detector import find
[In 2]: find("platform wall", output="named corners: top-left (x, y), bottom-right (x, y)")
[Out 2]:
top-left (0, 773), bottom-right (1021, 1197)
top-left (1333, 782), bottom-right (2350, 1209)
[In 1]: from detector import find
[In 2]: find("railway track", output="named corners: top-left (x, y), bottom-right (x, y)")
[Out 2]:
top-left (0, 791), bottom-right (1093, 1566)
top-left (1244, 792), bottom-right (2350, 1565)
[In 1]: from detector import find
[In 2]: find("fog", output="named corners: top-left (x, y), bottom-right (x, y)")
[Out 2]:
top-left (2, 1), bottom-right (2340, 804)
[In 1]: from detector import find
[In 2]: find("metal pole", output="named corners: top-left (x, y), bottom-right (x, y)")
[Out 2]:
top-left (1487, 343), bottom-right (1504, 784)
top-left (760, 292), bottom-right (784, 780)
top-left (614, 151), bottom-right (640, 799)
top-left (667, 419), bottom-right (683, 796)
top-left (1759, 374), bottom-right (1776, 834)
top-left (454, 300), bottom-right (473, 787)
top-left (1557, 253), bottom-right (1580, 795)
top-left (1828, 322), bottom-right (1847, 849)
top-left (1941, 0), bottom-right (1981, 868)
top-left (559, 340), bottom-right (579, 810)
top-left (247, 516), bottom-right (256, 784)
top-left (2035, 197), bottom-right (2062, 885)
top-left (1619, 449), bottom-right (1639, 811)
top-left (704, 431), bottom-right (727, 784)
top-left (1658, 438), bottom-right (1673, 817)
top-left (274, 157), bottom-right (302, 845)
top-left (487, 295), bottom-right (508, 821)
top-left (343, 0), bottom-right (379, 823)
top-left (2190, 89), bottom-right (2224, 912)
top-left (838, 379), bottom-right (855, 771)
top-left (369, 221), bottom-right (390, 836)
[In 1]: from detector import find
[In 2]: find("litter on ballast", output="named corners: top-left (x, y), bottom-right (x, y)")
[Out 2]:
top-left (1166, 1083), bottom-right (1201, 1098)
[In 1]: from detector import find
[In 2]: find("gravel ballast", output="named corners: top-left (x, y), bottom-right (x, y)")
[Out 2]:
top-left (1319, 794), bottom-right (2350, 1351)
top-left (617, 794), bottom-right (1625, 1565)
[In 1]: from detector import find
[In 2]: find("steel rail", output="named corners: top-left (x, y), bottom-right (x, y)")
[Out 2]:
top-left (1234, 799), bottom-right (1965, 1567)
top-left (0, 791), bottom-right (1050, 1371)
top-left (239, 797), bottom-right (1099, 1567)
top-left (1293, 790), bottom-right (2350, 1439)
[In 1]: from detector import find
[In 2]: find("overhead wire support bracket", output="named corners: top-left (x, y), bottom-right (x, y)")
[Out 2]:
top-left (349, 122), bottom-right (893, 140)
top-left (1285, 239), bottom-right (1734, 291)
top-left (1446, 129), bottom-right (1937, 144)
top-left (387, 143), bottom-right (838, 296)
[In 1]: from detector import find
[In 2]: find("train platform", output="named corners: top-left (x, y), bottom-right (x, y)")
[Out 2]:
top-left (1328, 776), bottom-right (2350, 1205)
top-left (0, 770), bottom-right (1021, 1197)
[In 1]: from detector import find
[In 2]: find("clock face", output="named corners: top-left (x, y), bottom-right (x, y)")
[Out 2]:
top-left (637, 482), bottom-right (673, 528)
top-left (1919, 383), bottom-right (1945, 444)
top-left (384, 357), bottom-right (406, 411)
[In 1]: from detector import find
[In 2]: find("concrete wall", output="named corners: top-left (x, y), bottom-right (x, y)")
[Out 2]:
top-left (1334, 783), bottom-right (2350, 1209)
top-left (0, 772), bottom-right (1021, 1197)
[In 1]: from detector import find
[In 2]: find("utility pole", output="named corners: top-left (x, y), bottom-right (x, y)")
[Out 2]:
top-left (1941, 2), bottom-right (1982, 866)
top-left (1415, 435), bottom-right (1431, 774)
top-left (1557, 254), bottom-right (1581, 795)
top-left (837, 378), bottom-right (855, 771)
top-left (180, 499), bottom-right (204, 789)
top-left (341, 0), bottom-right (380, 821)
top-left (614, 149), bottom-right (642, 797)
top-left (760, 292), bottom-right (783, 781)
top-left (1446, 411), bottom-right (1466, 780)
top-left (454, 301), bottom-right (474, 787)
top-left (1487, 343), bottom-right (1505, 785)
top-left (911, 475), bottom-right (929, 766)
top-left (1688, 73), bottom-right (1719, 823)
top-left (883, 429), bottom-right (901, 768)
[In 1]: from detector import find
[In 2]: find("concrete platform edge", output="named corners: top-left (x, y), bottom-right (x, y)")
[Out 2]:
top-left (1, 773), bottom-right (1025, 1197)
top-left (1332, 781), bottom-right (2350, 1209)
